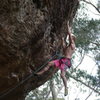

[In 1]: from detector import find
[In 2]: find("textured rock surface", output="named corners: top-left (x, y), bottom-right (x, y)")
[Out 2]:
top-left (0, 0), bottom-right (79, 100)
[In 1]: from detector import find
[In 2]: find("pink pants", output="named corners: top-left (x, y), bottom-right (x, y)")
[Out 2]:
top-left (53, 58), bottom-right (71, 71)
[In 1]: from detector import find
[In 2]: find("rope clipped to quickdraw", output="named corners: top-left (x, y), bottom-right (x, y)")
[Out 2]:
top-left (0, 51), bottom-right (61, 99)
top-left (32, 52), bottom-right (59, 74)
top-left (55, 50), bottom-right (65, 60)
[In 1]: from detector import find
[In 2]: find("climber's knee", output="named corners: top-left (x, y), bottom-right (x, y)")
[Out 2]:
top-left (60, 71), bottom-right (65, 79)
top-left (48, 61), bottom-right (54, 67)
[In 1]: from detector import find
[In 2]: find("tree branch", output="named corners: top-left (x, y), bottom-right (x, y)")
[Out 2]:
top-left (84, 91), bottom-right (93, 100)
top-left (91, 41), bottom-right (100, 47)
top-left (82, 0), bottom-right (100, 13)
top-left (67, 72), bottom-right (100, 95)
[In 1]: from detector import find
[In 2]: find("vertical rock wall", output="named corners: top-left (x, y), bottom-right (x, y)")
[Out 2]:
top-left (0, 0), bottom-right (79, 100)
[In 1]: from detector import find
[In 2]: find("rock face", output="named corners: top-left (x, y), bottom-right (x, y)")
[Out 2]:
top-left (0, 0), bottom-right (79, 100)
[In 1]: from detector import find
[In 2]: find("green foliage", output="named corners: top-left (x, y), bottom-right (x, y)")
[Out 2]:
top-left (73, 19), bottom-right (100, 51)
top-left (75, 69), bottom-right (98, 86)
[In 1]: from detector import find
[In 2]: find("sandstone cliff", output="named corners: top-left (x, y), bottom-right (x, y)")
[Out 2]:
top-left (0, 0), bottom-right (79, 100)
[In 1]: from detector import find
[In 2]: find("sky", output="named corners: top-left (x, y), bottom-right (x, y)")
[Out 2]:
top-left (84, 0), bottom-right (100, 19)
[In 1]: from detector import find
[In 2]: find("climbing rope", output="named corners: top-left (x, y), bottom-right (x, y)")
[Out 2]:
top-left (0, 52), bottom-right (61, 99)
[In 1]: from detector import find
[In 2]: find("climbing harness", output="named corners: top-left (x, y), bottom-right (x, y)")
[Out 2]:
top-left (60, 58), bottom-right (71, 68)
top-left (0, 51), bottom-right (62, 99)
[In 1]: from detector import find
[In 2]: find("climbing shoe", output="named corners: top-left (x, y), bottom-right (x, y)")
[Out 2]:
top-left (64, 87), bottom-right (68, 96)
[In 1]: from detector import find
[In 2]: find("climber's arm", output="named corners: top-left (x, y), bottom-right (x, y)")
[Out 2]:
top-left (62, 37), bottom-right (66, 49)
top-left (66, 22), bottom-right (74, 44)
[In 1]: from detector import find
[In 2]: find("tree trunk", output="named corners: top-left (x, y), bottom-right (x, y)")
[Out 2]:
top-left (50, 80), bottom-right (57, 100)
top-left (0, 0), bottom-right (79, 100)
